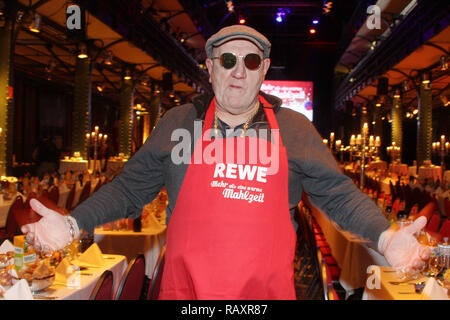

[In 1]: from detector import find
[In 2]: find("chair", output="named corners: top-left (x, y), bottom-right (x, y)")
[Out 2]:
top-left (444, 199), bottom-right (450, 217)
top-left (14, 193), bottom-right (42, 227)
top-left (410, 201), bottom-right (436, 222)
top-left (0, 196), bottom-right (23, 242)
top-left (438, 219), bottom-right (450, 242)
top-left (92, 180), bottom-right (102, 194)
top-left (147, 245), bottom-right (166, 300)
top-left (114, 254), bottom-right (146, 300)
top-left (48, 186), bottom-right (59, 205)
top-left (65, 185), bottom-right (76, 212)
top-left (426, 214), bottom-right (440, 234)
top-left (76, 180), bottom-right (91, 207)
top-left (89, 270), bottom-right (114, 300)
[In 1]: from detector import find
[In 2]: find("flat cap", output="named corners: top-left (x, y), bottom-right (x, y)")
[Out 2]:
top-left (205, 25), bottom-right (271, 59)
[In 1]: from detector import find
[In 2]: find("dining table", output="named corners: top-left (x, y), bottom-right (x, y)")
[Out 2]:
top-left (94, 222), bottom-right (166, 277)
top-left (418, 165), bottom-right (442, 183)
top-left (309, 203), bottom-right (389, 297)
top-left (59, 159), bottom-right (89, 174)
top-left (362, 266), bottom-right (449, 300)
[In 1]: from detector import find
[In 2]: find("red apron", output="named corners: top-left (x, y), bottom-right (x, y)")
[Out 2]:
top-left (159, 96), bottom-right (296, 300)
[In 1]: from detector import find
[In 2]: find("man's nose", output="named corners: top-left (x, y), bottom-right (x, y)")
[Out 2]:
top-left (231, 58), bottom-right (246, 78)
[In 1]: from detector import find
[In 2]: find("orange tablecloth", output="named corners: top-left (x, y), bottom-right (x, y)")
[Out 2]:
top-left (418, 166), bottom-right (442, 183)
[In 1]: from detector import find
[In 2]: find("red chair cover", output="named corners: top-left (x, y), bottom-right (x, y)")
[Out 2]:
top-left (426, 214), bottom-right (440, 234)
top-left (438, 219), bottom-right (450, 242)
top-left (89, 270), bottom-right (113, 300)
top-left (114, 254), bottom-right (146, 300)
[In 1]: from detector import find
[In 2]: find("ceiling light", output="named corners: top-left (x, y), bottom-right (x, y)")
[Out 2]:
top-left (309, 28), bottom-right (316, 34)
top-left (104, 51), bottom-right (113, 65)
top-left (29, 13), bottom-right (41, 33)
top-left (421, 72), bottom-right (431, 84)
top-left (412, 109), bottom-right (418, 115)
top-left (402, 80), bottom-right (409, 91)
top-left (96, 84), bottom-right (105, 92)
top-left (77, 42), bottom-right (88, 59)
top-left (393, 88), bottom-right (401, 99)
top-left (312, 19), bottom-right (319, 25)
top-left (123, 68), bottom-right (132, 80)
top-left (440, 55), bottom-right (448, 71)
top-left (376, 103), bottom-right (381, 107)
top-left (226, 1), bottom-right (234, 13)
top-left (238, 16), bottom-right (246, 24)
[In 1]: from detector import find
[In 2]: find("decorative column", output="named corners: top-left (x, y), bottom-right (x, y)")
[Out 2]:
top-left (0, 8), bottom-right (15, 176)
top-left (72, 57), bottom-right (92, 159)
top-left (149, 93), bottom-right (161, 133)
top-left (391, 95), bottom-right (403, 161)
top-left (119, 77), bottom-right (134, 157)
top-left (417, 83), bottom-right (432, 166)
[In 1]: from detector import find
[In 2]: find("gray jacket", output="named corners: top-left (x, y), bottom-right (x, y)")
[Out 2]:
top-left (72, 92), bottom-right (390, 245)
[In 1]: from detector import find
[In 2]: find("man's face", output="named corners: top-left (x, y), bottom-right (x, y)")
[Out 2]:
top-left (206, 39), bottom-right (270, 114)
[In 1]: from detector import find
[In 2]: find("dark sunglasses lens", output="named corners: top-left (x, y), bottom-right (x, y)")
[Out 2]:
top-left (220, 53), bottom-right (237, 69)
top-left (244, 54), bottom-right (261, 70)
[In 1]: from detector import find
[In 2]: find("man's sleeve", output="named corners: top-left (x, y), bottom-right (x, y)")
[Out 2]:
top-left (71, 114), bottom-right (171, 233)
top-left (293, 119), bottom-right (390, 244)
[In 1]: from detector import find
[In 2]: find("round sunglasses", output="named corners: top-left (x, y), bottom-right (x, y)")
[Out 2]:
top-left (212, 52), bottom-right (262, 70)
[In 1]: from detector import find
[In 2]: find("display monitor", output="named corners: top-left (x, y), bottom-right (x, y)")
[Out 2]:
top-left (261, 80), bottom-right (313, 121)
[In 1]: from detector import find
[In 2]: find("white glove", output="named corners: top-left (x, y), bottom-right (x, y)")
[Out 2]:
top-left (378, 216), bottom-right (431, 275)
top-left (21, 199), bottom-right (80, 253)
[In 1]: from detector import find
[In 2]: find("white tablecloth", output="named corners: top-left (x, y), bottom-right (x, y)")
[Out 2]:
top-left (390, 163), bottom-right (408, 176)
top-left (59, 160), bottom-right (88, 174)
top-left (444, 170), bottom-right (450, 184)
top-left (363, 266), bottom-right (449, 300)
top-left (94, 225), bottom-right (166, 277)
top-left (309, 204), bottom-right (388, 294)
top-left (418, 166), bottom-right (442, 183)
top-left (41, 254), bottom-right (127, 300)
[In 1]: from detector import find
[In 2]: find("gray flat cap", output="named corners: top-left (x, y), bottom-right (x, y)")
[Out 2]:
top-left (205, 25), bottom-right (271, 59)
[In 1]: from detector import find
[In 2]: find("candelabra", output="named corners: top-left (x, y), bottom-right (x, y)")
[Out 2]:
top-left (386, 142), bottom-right (401, 165)
top-left (86, 126), bottom-right (107, 172)
top-left (432, 135), bottom-right (449, 174)
top-left (0, 128), bottom-right (4, 176)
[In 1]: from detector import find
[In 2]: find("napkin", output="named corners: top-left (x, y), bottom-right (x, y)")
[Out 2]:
top-left (0, 239), bottom-right (14, 254)
top-left (54, 258), bottom-right (80, 288)
top-left (71, 243), bottom-right (105, 267)
top-left (3, 279), bottom-right (33, 300)
top-left (421, 277), bottom-right (450, 300)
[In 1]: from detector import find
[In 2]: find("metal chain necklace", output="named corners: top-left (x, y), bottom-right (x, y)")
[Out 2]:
top-left (213, 104), bottom-right (259, 138)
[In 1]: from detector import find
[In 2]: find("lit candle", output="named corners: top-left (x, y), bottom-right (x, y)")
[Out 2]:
top-left (363, 123), bottom-right (368, 136)
top-left (330, 132), bottom-right (334, 140)
top-left (86, 133), bottom-right (90, 143)
top-left (335, 140), bottom-right (341, 149)
top-left (99, 133), bottom-right (103, 140)
top-left (95, 126), bottom-right (99, 134)
top-left (356, 134), bottom-right (362, 146)
top-left (375, 136), bottom-right (381, 147)
top-left (350, 135), bottom-right (355, 146)
top-left (104, 134), bottom-right (108, 142)
top-left (369, 135), bottom-right (374, 147)
top-left (446, 142), bottom-right (449, 152)
top-left (323, 139), bottom-right (328, 145)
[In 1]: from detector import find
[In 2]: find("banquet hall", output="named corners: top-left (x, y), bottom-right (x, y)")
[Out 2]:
top-left (0, 0), bottom-right (449, 302)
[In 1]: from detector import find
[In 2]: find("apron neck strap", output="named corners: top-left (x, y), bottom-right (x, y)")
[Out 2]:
top-left (204, 95), bottom-right (280, 133)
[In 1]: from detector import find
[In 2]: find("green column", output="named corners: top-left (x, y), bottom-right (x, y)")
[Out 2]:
top-left (373, 105), bottom-right (383, 139)
top-left (72, 57), bottom-right (92, 159)
top-left (417, 84), bottom-right (432, 167)
top-left (391, 96), bottom-right (403, 159)
top-left (0, 12), bottom-right (14, 176)
top-left (119, 78), bottom-right (134, 157)
top-left (149, 93), bottom-right (161, 132)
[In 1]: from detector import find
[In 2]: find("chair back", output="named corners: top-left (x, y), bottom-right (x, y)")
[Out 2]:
top-left (426, 214), bottom-right (440, 234)
top-left (89, 270), bottom-right (114, 300)
top-left (147, 245), bottom-right (166, 300)
top-left (438, 219), bottom-right (450, 242)
top-left (93, 180), bottom-right (102, 194)
top-left (48, 186), bottom-right (59, 205)
top-left (444, 199), bottom-right (450, 217)
top-left (76, 180), bottom-right (91, 206)
top-left (14, 193), bottom-right (42, 227)
top-left (411, 201), bottom-right (436, 221)
top-left (114, 254), bottom-right (146, 300)
top-left (1, 196), bottom-right (23, 241)
top-left (65, 185), bottom-right (76, 211)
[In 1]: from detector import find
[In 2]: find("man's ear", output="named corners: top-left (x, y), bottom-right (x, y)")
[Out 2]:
top-left (205, 58), bottom-right (213, 83)
top-left (263, 58), bottom-right (271, 76)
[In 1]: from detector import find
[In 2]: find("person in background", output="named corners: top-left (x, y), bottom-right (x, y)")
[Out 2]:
top-left (33, 134), bottom-right (60, 180)
top-left (20, 25), bottom-right (430, 300)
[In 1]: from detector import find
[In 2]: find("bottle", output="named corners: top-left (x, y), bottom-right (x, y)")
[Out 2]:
top-left (397, 200), bottom-right (407, 220)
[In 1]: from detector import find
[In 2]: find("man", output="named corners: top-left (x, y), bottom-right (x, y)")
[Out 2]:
top-left (22, 25), bottom-right (430, 299)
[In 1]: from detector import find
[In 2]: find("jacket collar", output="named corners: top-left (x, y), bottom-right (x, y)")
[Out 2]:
top-left (192, 91), bottom-right (282, 123)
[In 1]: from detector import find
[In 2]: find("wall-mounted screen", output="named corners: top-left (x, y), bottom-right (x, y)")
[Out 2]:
top-left (261, 80), bottom-right (314, 121)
